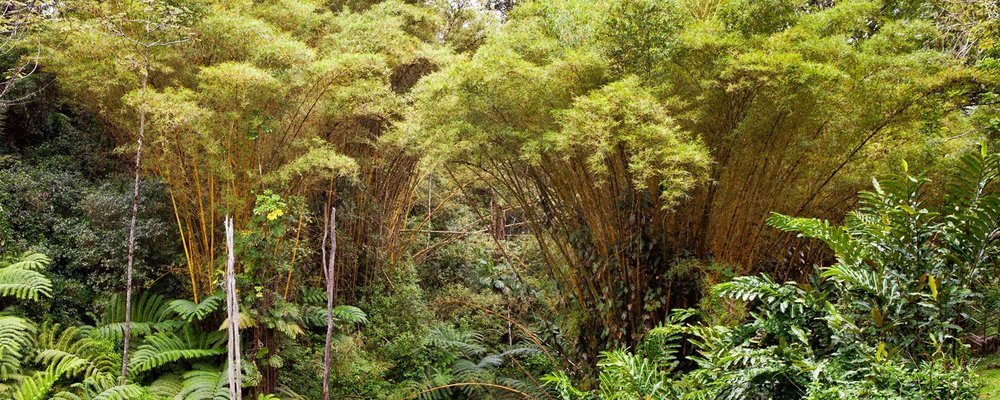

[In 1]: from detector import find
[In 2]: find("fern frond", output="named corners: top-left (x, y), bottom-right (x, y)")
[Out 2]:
top-left (128, 329), bottom-right (225, 375)
top-left (216, 311), bottom-right (257, 331)
top-left (0, 267), bottom-right (52, 301)
top-left (50, 374), bottom-right (147, 400)
top-left (148, 372), bottom-right (183, 398)
top-left (427, 325), bottom-right (486, 358)
top-left (34, 323), bottom-right (117, 379)
top-left (0, 315), bottom-right (34, 380)
top-left (93, 293), bottom-right (179, 340)
top-left (12, 368), bottom-right (59, 400)
top-left (177, 364), bottom-right (230, 400)
top-left (331, 305), bottom-right (367, 325)
top-left (5, 252), bottom-right (51, 271)
top-left (169, 295), bottom-right (223, 322)
top-left (12, 357), bottom-right (89, 400)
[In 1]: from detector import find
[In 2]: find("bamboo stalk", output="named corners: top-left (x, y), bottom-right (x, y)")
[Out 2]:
top-left (283, 213), bottom-right (306, 298)
top-left (170, 190), bottom-right (198, 303)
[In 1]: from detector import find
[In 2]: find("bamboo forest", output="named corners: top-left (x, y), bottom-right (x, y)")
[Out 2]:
top-left (2, 0), bottom-right (1000, 398)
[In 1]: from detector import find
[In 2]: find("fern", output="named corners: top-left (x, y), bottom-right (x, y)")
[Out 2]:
top-left (12, 357), bottom-right (90, 400)
top-left (12, 368), bottom-right (59, 400)
top-left (169, 294), bottom-right (223, 322)
top-left (6, 252), bottom-right (51, 271)
top-left (0, 315), bottom-right (34, 380)
top-left (34, 323), bottom-right (117, 379)
top-left (176, 363), bottom-right (230, 400)
top-left (93, 292), bottom-right (181, 340)
top-left (216, 311), bottom-right (257, 331)
top-left (50, 374), bottom-right (148, 400)
top-left (128, 328), bottom-right (225, 375)
top-left (331, 305), bottom-right (368, 325)
top-left (0, 253), bottom-right (53, 300)
top-left (148, 372), bottom-right (183, 398)
top-left (426, 325), bottom-right (486, 358)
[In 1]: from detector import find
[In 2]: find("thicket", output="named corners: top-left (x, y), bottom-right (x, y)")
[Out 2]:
top-left (0, 0), bottom-right (998, 399)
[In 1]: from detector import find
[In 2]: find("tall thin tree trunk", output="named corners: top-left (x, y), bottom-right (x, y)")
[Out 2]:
top-left (322, 206), bottom-right (337, 400)
top-left (225, 216), bottom-right (242, 400)
top-left (120, 39), bottom-right (150, 384)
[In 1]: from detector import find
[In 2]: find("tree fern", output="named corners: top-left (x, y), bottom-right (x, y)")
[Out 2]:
top-left (5, 252), bottom-right (51, 271)
top-left (169, 294), bottom-right (223, 322)
top-left (12, 357), bottom-right (90, 400)
top-left (0, 252), bottom-right (53, 301)
top-left (148, 372), bottom-right (183, 398)
top-left (177, 364), bottom-right (230, 400)
top-left (93, 292), bottom-right (180, 340)
top-left (128, 328), bottom-right (225, 375)
top-left (330, 305), bottom-right (367, 325)
top-left (216, 311), bottom-right (257, 331)
top-left (12, 367), bottom-right (60, 400)
top-left (33, 323), bottom-right (117, 379)
top-left (50, 374), bottom-right (148, 400)
top-left (0, 315), bottom-right (34, 380)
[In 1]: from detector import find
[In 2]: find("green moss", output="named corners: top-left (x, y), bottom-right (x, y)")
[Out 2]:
top-left (978, 355), bottom-right (1000, 399)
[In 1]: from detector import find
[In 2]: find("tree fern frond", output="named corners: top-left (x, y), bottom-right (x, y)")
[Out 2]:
top-left (12, 357), bottom-right (89, 400)
top-left (12, 368), bottom-right (59, 400)
top-left (169, 295), bottom-right (223, 322)
top-left (128, 329), bottom-right (225, 375)
top-left (5, 252), bottom-right (51, 271)
top-left (216, 311), bottom-right (257, 331)
top-left (51, 374), bottom-right (148, 400)
top-left (93, 293), bottom-right (179, 340)
top-left (177, 364), bottom-right (230, 400)
top-left (331, 305), bottom-right (367, 325)
top-left (0, 315), bottom-right (34, 380)
top-left (427, 326), bottom-right (486, 358)
top-left (0, 267), bottom-right (52, 301)
top-left (34, 323), bottom-right (117, 379)
top-left (148, 372), bottom-right (183, 398)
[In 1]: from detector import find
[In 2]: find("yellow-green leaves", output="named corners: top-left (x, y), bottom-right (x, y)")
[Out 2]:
top-left (555, 78), bottom-right (709, 205)
top-left (267, 138), bottom-right (359, 186)
top-left (197, 62), bottom-right (282, 111)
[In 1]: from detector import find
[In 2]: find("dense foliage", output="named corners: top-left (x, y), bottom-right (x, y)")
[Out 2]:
top-left (0, 0), bottom-right (998, 398)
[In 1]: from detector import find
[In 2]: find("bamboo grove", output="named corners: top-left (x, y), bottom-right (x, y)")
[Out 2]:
top-left (0, 0), bottom-right (999, 398)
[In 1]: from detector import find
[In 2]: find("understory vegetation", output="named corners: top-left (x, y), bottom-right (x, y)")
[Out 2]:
top-left (1, 0), bottom-right (999, 399)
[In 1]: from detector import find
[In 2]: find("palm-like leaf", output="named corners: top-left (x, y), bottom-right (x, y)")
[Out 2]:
top-left (34, 323), bottom-right (117, 379)
top-left (0, 315), bottom-right (34, 380)
top-left (148, 372), bottom-right (183, 398)
top-left (331, 305), bottom-right (367, 325)
top-left (177, 364), bottom-right (230, 400)
top-left (93, 293), bottom-right (180, 340)
top-left (13, 357), bottom-right (89, 400)
top-left (6, 252), bottom-right (51, 271)
top-left (128, 328), bottom-right (225, 375)
top-left (169, 294), bottom-right (223, 322)
top-left (50, 374), bottom-right (147, 400)
top-left (0, 265), bottom-right (52, 301)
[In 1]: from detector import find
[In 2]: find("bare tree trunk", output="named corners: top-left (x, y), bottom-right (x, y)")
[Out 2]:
top-left (322, 206), bottom-right (337, 400)
top-left (225, 216), bottom-right (242, 400)
top-left (120, 39), bottom-right (150, 384)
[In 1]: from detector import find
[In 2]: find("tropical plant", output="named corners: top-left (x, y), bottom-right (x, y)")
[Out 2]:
top-left (545, 147), bottom-right (999, 399)
top-left (0, 251), bottom-right (53, 394)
